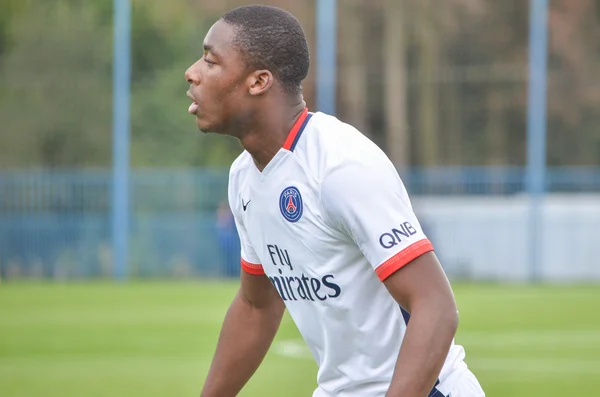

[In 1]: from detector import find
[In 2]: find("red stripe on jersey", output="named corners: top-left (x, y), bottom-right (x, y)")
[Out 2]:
top-left (241, 259), bottom-right (265, 276)
top-left (376, 239), bottom-right (434, 281)
top-left (282, 107), bottom-right (309, 151)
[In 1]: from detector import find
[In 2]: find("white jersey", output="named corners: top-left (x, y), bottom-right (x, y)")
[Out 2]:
top-left (228, 109), bottom-right (468, 397)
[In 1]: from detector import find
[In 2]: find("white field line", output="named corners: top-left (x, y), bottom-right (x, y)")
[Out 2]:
top-left (273, 330), bottom-right (600, 375)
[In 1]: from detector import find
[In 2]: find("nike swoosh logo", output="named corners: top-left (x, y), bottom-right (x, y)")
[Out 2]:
top-left (242, 199), bottom-right (251, 211)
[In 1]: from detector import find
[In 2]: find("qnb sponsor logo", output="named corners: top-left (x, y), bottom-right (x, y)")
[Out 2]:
top-left (267, 244), bottom-right (341, 302)
top-left (379, 222), bottom-right (418, 249)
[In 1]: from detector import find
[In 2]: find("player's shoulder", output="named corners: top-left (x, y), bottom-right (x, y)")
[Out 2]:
top-left (227, 151), bottom-right (254, 217)
top-left (229, 150), bottom-right (253, 177)
top-left (228, 150), bottom-right (253, 195)
top-left (298, 112), bottom-right (396, 178)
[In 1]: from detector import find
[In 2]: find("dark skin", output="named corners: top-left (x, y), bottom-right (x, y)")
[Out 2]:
top-left (185, 19), bottom-right (305, 170)
top-left (188, 20), bottom-right (459, 397)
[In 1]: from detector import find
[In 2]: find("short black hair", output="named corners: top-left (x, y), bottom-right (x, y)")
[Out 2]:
top-left (221, 5), bottom-right (310, 96)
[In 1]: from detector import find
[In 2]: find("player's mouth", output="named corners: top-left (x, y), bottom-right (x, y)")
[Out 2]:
top-left (187, 91), bottom-right (199, 115)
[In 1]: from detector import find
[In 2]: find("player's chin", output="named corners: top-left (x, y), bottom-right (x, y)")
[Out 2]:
top-left (195, 116), bottom-right (213, 133)
top-left (197, 117), bottom-right (227, 135)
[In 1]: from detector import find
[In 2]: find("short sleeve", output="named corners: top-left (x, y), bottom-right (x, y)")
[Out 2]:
top-left (228, 166), bottom-right (264, 276)
top-left (231, 212), bottom-right (264, 275)
top-left (321, 157), bottom-right (434, 281)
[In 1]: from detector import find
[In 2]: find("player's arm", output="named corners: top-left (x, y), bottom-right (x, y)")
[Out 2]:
top-left (321, 154), bottom-right (458, 397)
top-left (201, 182), bottom-right (285, 397)
top-left (200, 269), bottom-right (285, 397)
top-left (382, 252), bottom-right (458, 397)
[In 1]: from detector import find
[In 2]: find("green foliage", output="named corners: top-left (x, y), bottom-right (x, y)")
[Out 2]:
top-left (0, 1), bottom-right (114, 167)
top-left (0, 0), bottom-right (599, 167)
top-left (0, 0), bottom-right (241, 168)
top-left (130, 64), bottom-right (242, 167)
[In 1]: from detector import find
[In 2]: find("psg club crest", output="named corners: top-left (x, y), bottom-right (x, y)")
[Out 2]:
top-left (279, 186), bottom-right (303, 223)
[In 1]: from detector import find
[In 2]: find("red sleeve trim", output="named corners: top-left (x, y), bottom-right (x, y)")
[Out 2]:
top-left (375, 239), bottom-right (434, 281)
top-left (241, 259), bottom-right (265, 276)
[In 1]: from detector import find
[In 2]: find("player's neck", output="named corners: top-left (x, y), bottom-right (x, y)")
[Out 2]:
top-left (239, 99), bottom-right (306, 171)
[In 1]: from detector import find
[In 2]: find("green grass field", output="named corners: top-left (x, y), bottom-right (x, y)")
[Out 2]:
top-left (1, 281), bottom-right (599, 397)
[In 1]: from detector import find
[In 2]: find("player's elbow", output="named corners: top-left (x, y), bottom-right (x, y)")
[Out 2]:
top-left (446, 303), bottom-right (460, 336)
top-left (437, 295), bottom-right (459, 337)
top-left (419, 292), bottom-right (459, 337)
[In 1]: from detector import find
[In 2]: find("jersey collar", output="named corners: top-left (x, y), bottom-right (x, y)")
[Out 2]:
top-left (282, 107), bottom-right (312, 152)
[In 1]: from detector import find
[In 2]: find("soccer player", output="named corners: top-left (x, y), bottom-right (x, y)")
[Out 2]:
top-left (186, 5), bottom-right (485, 397)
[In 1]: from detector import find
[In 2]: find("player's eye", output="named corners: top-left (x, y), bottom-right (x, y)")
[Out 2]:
top-left (203, 50), bottom-right (215, 66)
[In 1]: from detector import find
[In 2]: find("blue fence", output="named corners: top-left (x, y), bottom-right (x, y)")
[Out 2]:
top-left (1, 167), bottom-right (599, 281)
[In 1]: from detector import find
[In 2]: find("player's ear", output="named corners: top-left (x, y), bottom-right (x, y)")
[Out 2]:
top-left (248, 70), bottom-right (273, 96)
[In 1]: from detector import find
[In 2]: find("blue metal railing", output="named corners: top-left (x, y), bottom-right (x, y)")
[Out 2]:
top-left (0, 167), bottom-right (598, 281)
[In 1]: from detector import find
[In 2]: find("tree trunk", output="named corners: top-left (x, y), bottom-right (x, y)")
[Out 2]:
top-left (384, 0), bottom-right (409, 170)
top-left (338, 0), bottom-right (368, 135)
top-left (486, 90), bottom-right (506, 166)
top-left (416, 0), bottom-right (439, 166)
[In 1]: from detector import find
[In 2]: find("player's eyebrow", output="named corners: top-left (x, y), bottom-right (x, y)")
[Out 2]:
top-left (203, 44), bottom-right (219, 58)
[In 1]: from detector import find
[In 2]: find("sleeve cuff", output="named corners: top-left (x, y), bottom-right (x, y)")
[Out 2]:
top-left (375, 239), bottom-right (434, 281)
top-left (241, 259), bottom-right (265, 276)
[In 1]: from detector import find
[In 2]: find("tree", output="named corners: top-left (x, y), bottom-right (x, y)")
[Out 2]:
top-left (338, 0), bottom-right (369, 138)
top-left (0, 0), bottom-right (113, 167)
top-left (384, 0), bottom-right (409, 170)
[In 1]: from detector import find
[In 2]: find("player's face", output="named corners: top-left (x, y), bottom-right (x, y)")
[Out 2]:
top-left (185, 20), bottom-right (249, 134)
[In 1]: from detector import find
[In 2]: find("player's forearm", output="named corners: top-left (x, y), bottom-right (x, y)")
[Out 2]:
top-left (385, 303), bottom-right (458, 397)
top-left (200, 292), bottom-right (285, 397)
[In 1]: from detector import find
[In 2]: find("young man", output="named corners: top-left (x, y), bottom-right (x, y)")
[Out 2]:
top-left (186, 5), bottom-right (485, 397)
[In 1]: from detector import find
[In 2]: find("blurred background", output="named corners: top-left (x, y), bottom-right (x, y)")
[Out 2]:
top-left (0, 1), bottom-right (599, 396)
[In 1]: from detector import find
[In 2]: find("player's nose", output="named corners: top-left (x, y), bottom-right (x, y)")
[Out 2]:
top-left (185, 62), bottom-right (200, 85)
